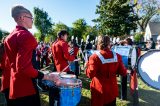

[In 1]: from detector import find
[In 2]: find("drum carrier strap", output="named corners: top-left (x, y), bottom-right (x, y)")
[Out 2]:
top-left (95, 51), bottom-right (118, 64)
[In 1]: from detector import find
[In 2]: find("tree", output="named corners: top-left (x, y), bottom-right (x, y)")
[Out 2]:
top-left (83, 25), bottom-right (98, 41)
top-left (133, 0), bottom-right (160, 32)
top-left (34, 32), bottom-right (41, 42)
top-left (134, 32), bottom-right (144, 43)
top-left (93, 0), bottom-right (139, 37)
top-left (33, 7), bottom-right (53, 41)
top-left (72, 19), bottom-right (87, 40)
top-left (54, 22), bottom-right (69, 35)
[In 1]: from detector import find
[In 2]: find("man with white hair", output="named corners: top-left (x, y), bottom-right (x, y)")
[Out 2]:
top-left (4, 5), bottom-right (52, 106)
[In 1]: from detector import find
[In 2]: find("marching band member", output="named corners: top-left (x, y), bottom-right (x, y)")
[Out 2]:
top-left (51, 30), bottom-right (79, 73)
top-left (124, 38), bottom-right (140, 105)
top-left (85, 35), bottom-right (127, 106)
top-left (120, 38), bottom-right (134, 100)
top-left (68, 40), bottom-right (80, 78)
top-left (4, 5), bottom-right (53, 106)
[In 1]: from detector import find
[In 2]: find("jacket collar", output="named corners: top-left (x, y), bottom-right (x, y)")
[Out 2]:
top-left (16, 25), bottom-right (28, 31)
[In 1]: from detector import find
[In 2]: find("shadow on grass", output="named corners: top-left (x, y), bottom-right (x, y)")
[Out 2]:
top-left (78, 95), bottom-right (91, 106)
top-left (117, 79), bottom-right (160, 106)
top-left (137, 87), bottom-right (160, 106)
top-left (79, 72), bottom-right (91, 90)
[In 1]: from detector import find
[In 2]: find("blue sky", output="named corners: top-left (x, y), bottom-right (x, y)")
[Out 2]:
top-left (0, 0), bottom-right (99, 33)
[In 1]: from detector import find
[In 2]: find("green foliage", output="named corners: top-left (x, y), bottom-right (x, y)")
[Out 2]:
top-left (44, 35), bottom-right (53, 43)
top-left (94, 0), bottom-right (139, 37)
top-left (33, 7), bottom-right (53, 41)
top-left (54, 22), bottom-right (70, 38)
top-left (83, 25), bottom-right (98, 41)
top-left (34, 32), bottom-right (41, 42)
top-left (72, 19), bottom-right (87, 41)
top-left (54, 22), bottom-right (69, 33)
top-left (134, 32), bottom-right (144, 43)
top-left (0, 29), bottom-right (9, 41)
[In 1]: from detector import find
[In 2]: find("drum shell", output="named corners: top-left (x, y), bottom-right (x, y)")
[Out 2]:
top-left (58, 79), bottom-right (82, 106)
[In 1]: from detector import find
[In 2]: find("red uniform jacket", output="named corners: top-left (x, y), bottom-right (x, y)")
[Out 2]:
top-left (52, 39), bottom-right (78, 72)
top-left (85, 48), bottom-right (127, 106)
top-left (4, 26), bottom-right (41, 99)
top-left (0, 53), bottom-right (10, 92)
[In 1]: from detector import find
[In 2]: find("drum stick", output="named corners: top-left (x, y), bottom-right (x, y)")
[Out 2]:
top-left (61, 64), bottom-right (70, 73)
top-left (73, 58), bottom-right (81, 62)
top-left (59, 59), bottom-right (79, 76)
top-left (40, 65), bottom-right (50, 71)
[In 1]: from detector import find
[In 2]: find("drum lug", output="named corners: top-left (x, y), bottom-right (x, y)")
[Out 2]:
top-left (72, 88), bottom-right (74, 96)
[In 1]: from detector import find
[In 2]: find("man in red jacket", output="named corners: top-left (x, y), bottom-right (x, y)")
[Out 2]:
top-left (4, 5), bottom-right (51, 106)
top-left (85, 35), bottom-right (128, 106)
top-left (52, 30), bottom-right (79, 73)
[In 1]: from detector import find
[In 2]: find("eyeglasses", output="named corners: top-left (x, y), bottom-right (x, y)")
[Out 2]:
top-left (24, 16), bottom-right (34, 20)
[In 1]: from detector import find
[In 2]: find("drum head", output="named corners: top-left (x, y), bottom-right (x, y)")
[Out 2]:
top-left (49, 72), bottom-right (66, 75)
top-left (137, 50), bottom-right (160, 90)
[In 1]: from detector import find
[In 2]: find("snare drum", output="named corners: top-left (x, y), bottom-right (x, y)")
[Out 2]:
top-left (112, 45), bottom-right (137, 69)
top-left (137, 50), bottom-right (160, 90)
top-left (57, 78), bottom-right (82, 106)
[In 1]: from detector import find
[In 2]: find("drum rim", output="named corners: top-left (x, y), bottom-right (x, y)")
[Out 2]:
top-left (136, 49), bottom-right (160, 90)
top-left (57, 79), bottom-right (82, 88)
top-left (60, 74), bottom-right (76, 78)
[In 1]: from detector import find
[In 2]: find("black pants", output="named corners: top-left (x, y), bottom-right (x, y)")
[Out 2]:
top-left (104, 99), bottom-right (116, 106)
top-left (49, 86), bottom-right (60, 106)
top-left (2, 88), bottom-right (12, 106)
top-left (121, 76), bottom-right (127, 100)
top-left (11, 93), bottom-right (41, 106)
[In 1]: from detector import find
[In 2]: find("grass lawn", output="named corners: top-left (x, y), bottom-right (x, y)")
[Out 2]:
top-left (40, 71), bottom-right (160, 106)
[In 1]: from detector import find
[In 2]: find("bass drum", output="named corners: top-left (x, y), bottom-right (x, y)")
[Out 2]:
top-left (137, 50), bottom-right (160, 90)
